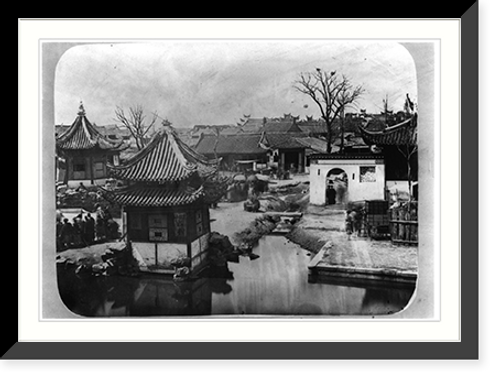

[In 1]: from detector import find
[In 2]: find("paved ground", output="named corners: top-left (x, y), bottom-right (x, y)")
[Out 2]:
top-left (209, 172), bottom-right (309, 245)
top-left (298, 205), bottom-right (418, 273)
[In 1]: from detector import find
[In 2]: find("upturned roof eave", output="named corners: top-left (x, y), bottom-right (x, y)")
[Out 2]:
top-left (100, 184), bottom-right (205, 208)
top-left (358, 115), bottom-right (418, 146)
top-left (107, 128), bottom-right (217, 182)
top-left (56, 113), bottom-right (125, 152)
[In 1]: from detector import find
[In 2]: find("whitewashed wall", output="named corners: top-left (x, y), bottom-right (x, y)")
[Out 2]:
top-left (309, 159), bottom-right (386, 205)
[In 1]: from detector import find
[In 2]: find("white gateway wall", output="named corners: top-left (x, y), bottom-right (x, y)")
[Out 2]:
top-left (310, 158), bottom-right (386, 205)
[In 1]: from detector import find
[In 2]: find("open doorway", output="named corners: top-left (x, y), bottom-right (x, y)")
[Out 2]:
top-left (326, 168), bottom-right (348, 205)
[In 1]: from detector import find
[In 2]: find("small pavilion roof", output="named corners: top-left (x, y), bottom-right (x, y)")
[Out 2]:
top-left (109, 126), bottom-right (218, 183)
top-left (56, 103), bottom-right (125, 152)
top-left (105, 184), bottom-right (204, 207)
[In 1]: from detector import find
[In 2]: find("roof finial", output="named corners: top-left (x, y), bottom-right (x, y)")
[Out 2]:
top-left (161, 117), bottom-right (174, 134)
top-left (78, 101), bottom-right (86, 116)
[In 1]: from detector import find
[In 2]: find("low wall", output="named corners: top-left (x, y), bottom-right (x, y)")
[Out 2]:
top-left (285, 226), bottom-right (328, 255)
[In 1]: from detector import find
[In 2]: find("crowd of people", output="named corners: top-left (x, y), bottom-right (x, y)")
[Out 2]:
top-left (56, 206), bottom-right (119, 251)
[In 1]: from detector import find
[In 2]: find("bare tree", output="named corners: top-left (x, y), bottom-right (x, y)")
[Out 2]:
top-left (397, 135), bottom-right (418, 208)
top-left (115, 105), bottom-right (158, 150)
top-left (294, 69), bottom-right (364, 153)
top-left (398, 94), bottom-right (418, 206)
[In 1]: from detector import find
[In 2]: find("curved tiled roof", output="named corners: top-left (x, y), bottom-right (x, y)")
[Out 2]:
top-left (106, 185), bottom-right (204, 207)
top-left (259, 132), bottom-right (309, 149)
top-left (261, 121), bottom-right (302, 134)
top-left (359, 114), bottom-right (418, 146)
top-left (109, 127), bottom-right (218, 182)
top-left (56, 104), bottom-right (125, 151)
top-left (194, 134), bottom-right (266, 155)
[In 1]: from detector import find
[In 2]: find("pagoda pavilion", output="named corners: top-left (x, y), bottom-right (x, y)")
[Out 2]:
top-left (56, 103), bottom-right (126, 187)
top-left (106, 124), bottom-right (224, 275)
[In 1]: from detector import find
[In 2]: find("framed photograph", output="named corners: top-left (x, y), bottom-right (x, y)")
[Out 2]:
top-left (13, 11), bottom-right (479, 359)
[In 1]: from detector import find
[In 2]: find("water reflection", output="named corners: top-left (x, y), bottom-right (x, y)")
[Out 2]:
top-left (57, 236), bottom-right (416, 317)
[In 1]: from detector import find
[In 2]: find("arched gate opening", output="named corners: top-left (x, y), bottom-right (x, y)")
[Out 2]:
top-left (326, 168), bottom-right (348, 206)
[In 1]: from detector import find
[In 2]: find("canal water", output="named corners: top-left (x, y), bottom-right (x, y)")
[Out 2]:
top-left (57, 236), bottom-right (415, 317)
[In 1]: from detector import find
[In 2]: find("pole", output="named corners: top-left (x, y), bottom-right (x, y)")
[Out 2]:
top-left (89, 155), bottom-right (94, 185)
top-left (340, 106), bottom-right (345, 154)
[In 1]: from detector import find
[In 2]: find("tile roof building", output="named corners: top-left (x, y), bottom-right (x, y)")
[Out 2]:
top-left (358, 114), bottom-right (417, 146)
top-left (105, 126), bottom-right (223, 275)
top-left (194, 134), bottom-right (267, 171)
top-left (55, 103), bottom-right (126, 186)
top-left (261, 120), bottom-right (303, 134)
top-left (237, 117), bottom-right (266, 133)
top-left (358, 113), bottom-right (418, 183)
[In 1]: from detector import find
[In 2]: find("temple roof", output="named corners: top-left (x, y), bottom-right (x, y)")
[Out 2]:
top-left (297, 123), bottom-right (328, 135)
top-left (293, 136), bottom-right (329, 153)
top-left (106, 185), bottom-right (204, 207)
top-left (56, 103), bottom-right (126, 152)
top-left (261, 120), bottom-right (303, 134)
top-left (109, 127), bottom-right (218, 182)
top-left (194, 134), bottom-right (266, 155)
top-left (237, 117), bottom-right (265, 132)
top-left (259, 132), bottom-right (309, 150)
top-left (359, 114), bottom-right (418, 146)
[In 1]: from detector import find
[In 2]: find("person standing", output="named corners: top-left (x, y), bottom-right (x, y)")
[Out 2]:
top-left (56, 219), bottom-right (63, 251)
top-left (84, 213), bottom-right (95, 245)
top-left (95, 216), bottom-right (106, 242)
top-left (72, 216), bottom-right (83, 247)
top-left (345, 210), bottom-right (354, 237)
top-left (350, 209), bottom-right (360, 236)
top-left (59, 219), bottom-right (73, 249)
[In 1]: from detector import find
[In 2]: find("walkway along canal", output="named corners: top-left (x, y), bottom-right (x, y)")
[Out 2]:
top-left (57, 235), bottom-right (415, 317)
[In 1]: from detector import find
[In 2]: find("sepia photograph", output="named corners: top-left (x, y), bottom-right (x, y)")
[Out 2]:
top-left (49, 39), bottom-right (427, 318)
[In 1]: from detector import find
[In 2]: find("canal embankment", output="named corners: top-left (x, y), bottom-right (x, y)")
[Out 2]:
top-left (215, 179), bottom-right (417, 287)
top-left (287, 204), bottom-right (418, 285)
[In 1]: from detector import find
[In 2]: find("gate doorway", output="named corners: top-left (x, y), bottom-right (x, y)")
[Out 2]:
top-left (326, 168), bottom-right (348, 205)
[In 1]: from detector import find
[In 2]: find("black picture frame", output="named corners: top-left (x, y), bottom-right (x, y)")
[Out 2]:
top-left (12, 2), bottom-right (479, 360)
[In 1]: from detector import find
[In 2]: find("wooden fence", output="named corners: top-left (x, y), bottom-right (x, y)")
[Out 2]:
top-left (389, 202), bottom-right (418, 245)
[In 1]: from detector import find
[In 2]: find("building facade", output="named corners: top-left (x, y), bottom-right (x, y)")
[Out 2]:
top-left (194, 134), bottom-right (268, 172)
top-left (358, 113), bottom-right (418, 199)
top-left (309, 153), bottom-right (386, 206)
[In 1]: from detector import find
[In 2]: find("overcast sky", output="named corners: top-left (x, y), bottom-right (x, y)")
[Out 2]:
top-left (54, 40), bottom-right (418, 129)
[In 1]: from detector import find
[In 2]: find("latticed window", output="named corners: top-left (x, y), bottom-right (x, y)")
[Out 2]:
top-left (195, 210), bottom-right (204, 236)
top-left (148, 214), bottom-right (168, 242)
top-left (174, 213), bottom-right (187, 237)
top-left (73, 159), bottom-right (85, 172)
top-left (360, 166), bottom-right (376, 182)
